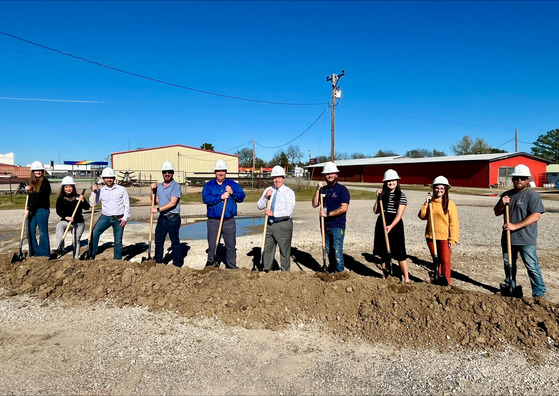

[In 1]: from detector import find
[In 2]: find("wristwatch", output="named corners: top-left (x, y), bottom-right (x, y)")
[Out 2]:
top-left (157, 207), bottom-right (160, 212)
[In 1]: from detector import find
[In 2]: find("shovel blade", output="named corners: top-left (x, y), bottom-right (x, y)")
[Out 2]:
top-left (322, 248), bottom-right (328, 272)
top-left (49, 249), bottom-right (63, 260)
top-left (80, 248), bottom-right (93, 260)
top-left (385, 251), bottom-right (393, 277)
top-left (500, 283), bottom-right (523, 298)
top-left (11, 252), bottom-right (26, 263)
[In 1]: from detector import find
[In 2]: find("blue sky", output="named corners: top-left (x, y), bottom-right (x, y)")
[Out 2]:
top-left (1, 1), bottom-right (558, 167)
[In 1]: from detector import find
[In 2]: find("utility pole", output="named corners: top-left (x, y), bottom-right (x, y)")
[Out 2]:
top-left (326, 70), bottom-right (345, 161)
top-left (515, 129), bottom-right (518, 152)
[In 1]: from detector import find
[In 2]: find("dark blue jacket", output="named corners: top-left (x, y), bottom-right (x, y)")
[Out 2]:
top-left (202, 179), bottom-right (245, 219)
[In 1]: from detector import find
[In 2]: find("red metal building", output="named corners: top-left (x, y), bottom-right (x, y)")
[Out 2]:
top-left (0, 163), bottom-right (30, 185)
top-left (308, 153), bottom-right (549, 188)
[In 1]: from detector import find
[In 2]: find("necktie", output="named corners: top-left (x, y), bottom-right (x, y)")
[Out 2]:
top-left (269, 189), bottom-right (278, 222)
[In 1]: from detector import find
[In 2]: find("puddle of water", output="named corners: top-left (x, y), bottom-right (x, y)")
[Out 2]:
top-left (179, 216), bottom-right (265, 240)
top-left (0, 231), bottom-right (17, 242)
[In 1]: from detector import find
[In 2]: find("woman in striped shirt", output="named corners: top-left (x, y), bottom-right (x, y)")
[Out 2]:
top-left (373, 169), bottom-right (410, 282)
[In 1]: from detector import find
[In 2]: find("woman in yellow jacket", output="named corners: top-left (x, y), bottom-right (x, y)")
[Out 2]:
top-left (418, 176), bottom-right (459, 285)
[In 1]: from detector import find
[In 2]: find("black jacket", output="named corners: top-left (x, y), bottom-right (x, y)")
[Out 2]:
top-left (56, 192), bottom-right (90, 223)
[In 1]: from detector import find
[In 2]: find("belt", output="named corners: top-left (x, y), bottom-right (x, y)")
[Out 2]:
top-left (208, 216), bottom-right (234, 221)
top-left (269, 216), bottom-right (290, 224)
top-left (109, 214), bottom-right (124, 219)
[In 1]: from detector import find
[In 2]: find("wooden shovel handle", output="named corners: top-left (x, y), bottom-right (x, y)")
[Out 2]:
top-left (88, 189), bottom-right (97, 241)
top-left (20, 194), bottom-right (29, 242)
top-left (261, 194), bottom-right (272, 252)
top-left (319, 191), bottom-right (326, 249)
top-left (378, 198), bottom-right (391, 251)
top-left (148, 188), bottom-right (156, 243)
top-left (428, 200), bottom-right (438, 256)
top-left (62, 189), bottom-right (86, 240)
top-left (505, 204), bottom-right (512, 263)
top-left (215, 197), bottom-right (228, 253)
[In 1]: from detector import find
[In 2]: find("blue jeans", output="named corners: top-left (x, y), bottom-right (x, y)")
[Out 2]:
top-left (155, 214), bottom-right (182, 266)
top-left (503, 244), bottom-right (546, 297)
top-left (27, 208), bottom-right (50, 257)
top-left (325, 227), bottom-right (345, 272)
top-left (92, 214), bottom-right (125, 259)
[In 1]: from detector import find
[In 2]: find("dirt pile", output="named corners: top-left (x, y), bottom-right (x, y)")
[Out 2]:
top-left (1, 254), bottom-right (558, 352)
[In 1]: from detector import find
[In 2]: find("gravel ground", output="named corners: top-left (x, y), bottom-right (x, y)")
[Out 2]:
top-left (1, 294), bottom-right (558, 395)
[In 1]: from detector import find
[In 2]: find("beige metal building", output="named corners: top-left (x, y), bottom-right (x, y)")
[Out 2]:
top-left (111, 145), bottom-right (239, 184)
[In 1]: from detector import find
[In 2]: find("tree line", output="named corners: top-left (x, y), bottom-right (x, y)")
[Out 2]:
top-left (199, 128), bottom-right (559, 170)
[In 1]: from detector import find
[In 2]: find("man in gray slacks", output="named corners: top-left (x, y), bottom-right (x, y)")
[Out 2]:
top-left (257, 166), bottom-right (296, 271)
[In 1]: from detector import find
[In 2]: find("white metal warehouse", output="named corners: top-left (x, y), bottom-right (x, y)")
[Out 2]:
top-left (111, 144), bottom-right (239, 184)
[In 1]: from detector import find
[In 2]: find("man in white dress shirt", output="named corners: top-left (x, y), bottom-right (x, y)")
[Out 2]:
top-left (257, 165), bottom-right (296, 271)
top-left (89, 167), bottom-right (131, 260)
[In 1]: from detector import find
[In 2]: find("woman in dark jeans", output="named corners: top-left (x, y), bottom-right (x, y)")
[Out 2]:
top-left (25, 161), bottom-right (51, 256)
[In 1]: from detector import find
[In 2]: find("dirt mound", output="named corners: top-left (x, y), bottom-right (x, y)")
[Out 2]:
top-left (1, 254), bottom-right (558, 352)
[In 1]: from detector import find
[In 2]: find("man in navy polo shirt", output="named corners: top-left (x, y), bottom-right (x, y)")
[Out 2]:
top-left (312, 161), bottom-right (350, 272)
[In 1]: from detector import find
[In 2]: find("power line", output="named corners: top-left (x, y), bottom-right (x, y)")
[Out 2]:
top-left (220, 141), bottom-right (252, 154)
top-left (0, 31), bottom-right (327, 106)
top-left (255, 105), bottom-right (330, 149)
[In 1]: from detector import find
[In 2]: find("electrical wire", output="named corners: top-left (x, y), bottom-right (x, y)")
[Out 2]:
top-left (220, 141), bottom-right (252, 154)
top-left (495, 138), bottom-right (515, 148)
top-left (255, 105), bottom-right (330, 149)
top-left (0, 31), bottom-right (328, 106)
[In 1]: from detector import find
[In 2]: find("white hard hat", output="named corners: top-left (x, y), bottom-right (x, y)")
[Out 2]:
top-left (161, 161), bottom-right (175, 171)
top-left (432, 175), bottom-right (451, 188)
top-left (101, 167), bottom-right (116, 178)
top-left (61, 176), bottom-right (75, 186)
top-left (213, 160), bottom-right (228, 171)
top-left (30, 161), bottom-right (45, 171)
top-left (270, 165), bottom-right (286, 177)
top-left (382, 169), bottom-right (400, 182)
top-left (511, 164), bottom-right (532, 177)
top-left (322, 161), bottom-right (340, 174)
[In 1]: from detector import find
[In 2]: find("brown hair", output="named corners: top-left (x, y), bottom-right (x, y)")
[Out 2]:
top-left (29, 170), bottom-right (45, 194)
top-left (432, 184), bottom-right (449, 214)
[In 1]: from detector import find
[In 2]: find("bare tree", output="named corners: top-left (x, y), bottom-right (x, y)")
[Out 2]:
top-left (285, 145), bottom-right (303, 167)
top-left (374, 149), bottom-right (399, 157)
top-left (452, 135), bottom-right (494, 155)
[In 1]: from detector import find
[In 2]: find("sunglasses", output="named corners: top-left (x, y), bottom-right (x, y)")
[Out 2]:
top-left (512, 176), bottom-right (528, 181)
top-left (162, 171), bottom-right (174, 175)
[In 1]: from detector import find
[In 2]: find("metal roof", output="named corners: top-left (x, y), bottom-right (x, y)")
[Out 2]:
top-left (306, 152), bottom-right (549, 168)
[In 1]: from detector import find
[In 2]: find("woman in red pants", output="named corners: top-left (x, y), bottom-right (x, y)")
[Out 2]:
top-left (418, 176), bottom-right (459, 286)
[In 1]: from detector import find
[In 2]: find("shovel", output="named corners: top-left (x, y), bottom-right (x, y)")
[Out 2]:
top-left (212, 197), bottom-right (228, 268)
top-left (141, 187), bottom-right (157, 264)
top-left (51, 189), bottom-right (86, 260)
top-left (500, 203), bottom-right (523, 298)
top-left (81, 189), bottom-right (97, 260)
top-left (254, 193), bottom-right (272, 271)
top-left (378, 195), bottom-right (394, 277)
top-left (11, 194), bottom-right (30, 263)
top-left (319, 190), bottom-right (328, 272)
top-left (427, 194), bottom-right (441, 284)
